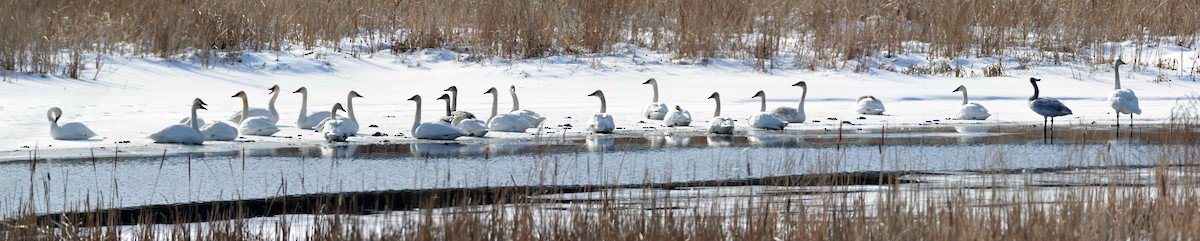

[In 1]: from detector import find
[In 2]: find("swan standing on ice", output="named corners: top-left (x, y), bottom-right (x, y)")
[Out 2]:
top-left (321, 103), bottom-right (351, 142)
top-left (293, 87), bottom-right (331, 130)
top-left (439, 94), bottom-right (488, 136)
top-left (749, 91), bottom-right (788, 130)
top-left (194, 98), bottom-right (238, 141)
top-left (855, 96), bottom-right (886, 115)
top-left (587, 90), bottom-right (615, 133)
top-left (1107, 59), bottom-right (1140, 126)
top-left (228, 85), bottom-right (281, 124)
top-left (149, 99), bottom-right (207, 145)
top-left (1027, 78), bottom-right (1072, 137)
top-left (508, 85), bottom-right (546, 127)
top-left (408, 95), bottom-right (467, 140)
top-left (663, 105), bottom-right (692, 127)
top-left (771, 81), bottom-right (807, 123)
top-left (642, 78), bottom-right (669, 120)
top-left (952, 85), bottom-right (991, 120)
top-left (316, 91), bottom-right (363, 135)
top-left (484, 87), bottom-right (534, 133)
top-left (232, 91), bottom-right (281, 136)
top-left (47, 107), bottom-right (98, 140)
top-left (440, 86), bottom-right (477, 124)
top-left (707, 92), bottom-right (736, 134)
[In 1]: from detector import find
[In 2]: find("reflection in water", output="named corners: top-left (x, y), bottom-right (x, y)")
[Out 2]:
top-left (412, 143), bottom-right (472, 158)
top-left (321, 144), bottom-right (358, 159)
top-left (706, 135), bottom-right (735, 147)
top-left (744, 129), bottom-right (804, 147)
top-left (586, 136), bottom-right (615, 152)
top-left (644, 133), bottom-right (692, 148)
top-left (489, 143), bottom-right (536, 156)
top-left (953, 124), bottom-right (993, 134)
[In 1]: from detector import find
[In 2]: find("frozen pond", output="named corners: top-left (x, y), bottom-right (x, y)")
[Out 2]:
top-left (0, 124), bottom-right (1186, 215)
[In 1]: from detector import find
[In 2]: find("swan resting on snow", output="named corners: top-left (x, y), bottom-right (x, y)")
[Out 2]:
top-left (484, 87), bottom-right (534, 133)
top-left (642, 78), bottom-right (669, 120)
top-left (770, 81), bottom-right (807, 123)
top-left (149, 99), bottom-right (207, 145)
top-left (439, 86), bottom-right (478, 124)
top-left (408, 95), bottom-right (467, 140)
top-left (1106, 59), bottom-right (1140, 126)
top-left (587, 90), bottom-right (615, 133)
top-left (191, 98), bottom-right (238, 141)
top-left (233, 91), bottom-right (280, 136)
top-left (663, 105), bottom-right (692, 127)
top-left (315, 91), bottom-right (363, 135)
top-left (855, 96), bottom-right (886, 115)
top-left (293, 87), bottom-right (332, 130)
top-left (438, 93), bottom-right (488, 137)
top-left (228, 84), bottom-right (281, 124)
top-left (321, 103), bottom-right (352, 142)
top-left (952, 85), bottom-right (991, 120)
top-left (749, 91), bottom-right (788, 130)
top-left (508, 85), bottom-right (546, 128)
top-left (707, 92), bottom-right (735, 134)
top-left (47, 107), bottom-right (98, 140)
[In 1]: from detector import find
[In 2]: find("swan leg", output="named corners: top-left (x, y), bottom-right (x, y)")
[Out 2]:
top-left (1129, 114), bottom-right (1134, 127)
top-left (1042, 117), bottom-right (1048, 139)
top-left (1050, 117), bottom-right (1056, 138)
top-left (1115, 113), bottom-right (1120, 127)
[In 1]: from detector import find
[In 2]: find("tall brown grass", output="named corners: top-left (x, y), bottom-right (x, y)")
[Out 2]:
top-left (1, 0), bottom-right (1197, 77)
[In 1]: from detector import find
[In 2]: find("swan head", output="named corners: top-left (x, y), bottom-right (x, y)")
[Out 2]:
top-left (292, 87), bottom-right (307, 94)
top-left (268, 85), bottom-right (280, 94)
top-left (952, 85), bottom-right (965, 93)
top-left (332, 103), bottom-right (346, 113)
top-left (349, 91), bottom-right (364, 98)
top-left (752, 91), bottom-right (765, 99)
top-left (194, 98), bottom-right (209, 107)
top-left (1114, 59), bottom-right (1126, 66)
top-left (47, 107), bottom-right (63, 122)
top-left (484, 87), bottom-right (497, 94)
top-left (587, 90), bottom-right (604, 97)
top-left (791, 81), bottom-right (806, 88)
top-left (407, 95), bottom-right (421, 102)
top-left (436, 94), bottom-right (451, 101)
top-left (675, 105), bottom-right (682, 111)
top-left (1030, 77), bottom-right (1041, 83)
top-left (642, 78), bottom-right (657, 85)
top-left (707, 92), bottom-right (719, 99)
top-left (232, 91), bottom-right (247, 98)
top-left (509, 85), bottom-right (517, 93)
top-left (444, 86), bottom-right (458, 92)
top-left (193, 100), bottom-right (208, 110)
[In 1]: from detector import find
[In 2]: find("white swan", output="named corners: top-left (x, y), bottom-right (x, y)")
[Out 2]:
top-left (228, 84), bottom-right (280, 124)
top-left (855, 96), bottom-right (886, 115)
top-left (438, 94), bottom-right (488, 136)
top-left (587, 90), bottom-right (615, 133)
top-left (189, 98), bottom-right (238, 141)
top-left (232, 91), bottom-right (280, 136)
top-left (484, 87), bottom-right (534, 133)
top-left (408, 95), bottom-right (467, 140)
top-left (663, 105), bottom-right (692, 127)
top-left (642, 78), bottom-right (669, 120)
top-left (148, 99), bottom-right (206, 145)
top-left (509, 85), bottom-right (546, 127)
top-left (1107, 59), bottom-right (1141, 126)
top-left (178, 116), bottom-right (205, 128)
top-left (315, 91), bottom-right (363, 135)
top-left (771, 81), bottom-right (807, 123)
top-left (293, 87), bottom-right (331, 130)
top-left (1028, 78), bottom-right (1073, 137)
top-left (321, 103), bottom-right (352, 142)
top-left (439, 86), bottom-right (477, 124)
top-left (707, 92), bottom-right (736, 134)
top-left (952, 85), bottom-right (991, 120)
top-left (47, 107), bottom-right (98, 140)
top-left (749, 91), bottom-right (788, 130)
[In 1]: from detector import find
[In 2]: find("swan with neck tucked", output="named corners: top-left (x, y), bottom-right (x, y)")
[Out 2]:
top-left (47, 107), bottom-right (97, 140)
top-left (771, 81), bottom-right (807, 123)
top-left (408, 95), bottom-right (467, 140)
top-left (316, 91), bottom-right (363, 135)
top-left (439, 94), bottom-right (487, 136)
top-left (707, 92), bottom-right (736, 134)
top-left (194, 98), bottom-right (237, 141)
top-left (952, 85), bottom-right (991, 120)
top-left (749, 91), bottom-right (788, 130)
top-left (484, 87), bottom-right (534, 133)
top-left (509, 85), bottom-right (546, 127)
top-left (321, 103), bottom-right (351, 142)
top-left (293, 87), bottom-right (331, 130)
top-left (1028, 78), bottom-right (1073, 137)
top-left (663, 105), bottom-right (692, 127)
top-left (587, 90), bottom-right (615, 133)
top-left (642, 78), bottom-right (669, 120)
top-left (149, 99), bottom-right (206, 145)
top-left (439, 86), bottom-right (477, 124)
top-left (1107, 59), bottom-right (1140, 126)
top-left (855, 96), bottom-right (885, 115)
top-left (233, 91), bottom-right (280, 136)
top-left (228, 85), bottom-right (280, 124)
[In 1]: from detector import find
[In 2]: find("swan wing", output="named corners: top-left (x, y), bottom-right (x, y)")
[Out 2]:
top-left (414, 122), bottom-right (467, 140)
top-left (708, 117), bottom-right (735, 134)
top-left (456, 119), bottom-right (489, 137)
top-left (956, 103), bottom-right (992, 120)
top-left (1109, 89), bottom-right (1141, 115)
top-left (149, 124), bottom-right (204, 145)
top-left (487, 114), bottom-right (533, 132)
top-left (57, 122), bottom-right (98, 140)
top-left (229, 108), bottom-right (274, 123)
top-left (179, 117), bottom-right (206, 127)
top-left (644, 103), bottom-right (668, 120)
top-left (201, 121), bottom-right (239, 141)
top-left (299, 111), bottom-right (332, 130)
top-left (238, 117), bottom-right (280, 136)
top-left (771, 107), bottom-right (804, 123)
top-left (321, 120), bottom-right (351, 142)
top-left (664, 109), bottom-right (693, 127)
top-left (1030, 98), bottom-right (1072, 117)
top-left (749, 113), bottom-right (788, 130)
top-left (588, 113), bottom-right (615, 133)
top-left (511, 110), bottom-right (546, 127)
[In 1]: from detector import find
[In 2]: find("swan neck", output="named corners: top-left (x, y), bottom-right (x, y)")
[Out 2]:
top-left (442, 98), bottom-right (452, 116)
top-left (298, 92), bottom-right (308, 121)
top-left (510, 89), bottom-right (520, 112)
top-left (759, 94), bottom-right (767, 112)
top-left (412, 100), bottom-right (422, 134)
top-left (191, 105), bottom-right (200, 131)
top-left (1114, 64), bottom-right (1122, 90)
top-left (240, 96), bottom-right (250, 124)
top-left (713, 97), bottom-right (721, 117)
top-left (1029, 81), bottom-right (1040, 101)
top-left (960, 88), bottom-right (969, 105)
top-left (330, 105), bottom-right (340, 120)
top-left (490, 92), bottom-right (499, 119)
top-left (46, 109), bottom-right (58, 125)
top-left (650, 82), bottom-right (660, 102)
top-left (450, 90), bottom-right (458, 111)
top-left (798, 86), bottom-right (807, 109)
top-left (268, 89), bottom-right (279, 117)
top-left (599, 95), bottom-right (607, 113)
top-left (346, 95), bottom-right (357, 122)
